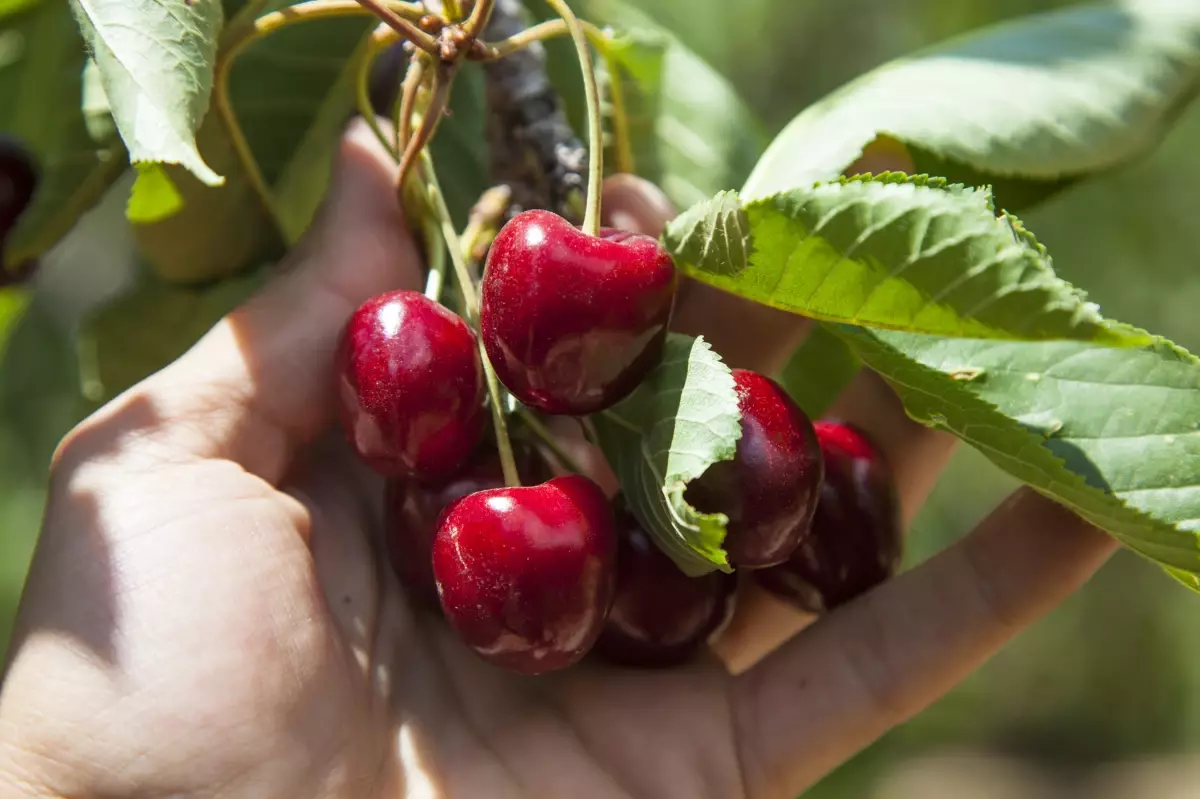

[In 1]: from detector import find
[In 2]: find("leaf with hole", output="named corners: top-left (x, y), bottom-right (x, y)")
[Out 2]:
top-left (590, 334), bottom-right (741, 576)
top-left (662, 177), bottom-right (1146, 345)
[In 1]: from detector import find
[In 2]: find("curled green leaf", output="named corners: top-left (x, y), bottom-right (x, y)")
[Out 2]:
top-left (590, 334), bottom-right (741, 576)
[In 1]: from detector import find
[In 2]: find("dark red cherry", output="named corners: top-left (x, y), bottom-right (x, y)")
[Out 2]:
top-left (595, 503), bottom-right (737, 668)
top-left (0, 136), bottom-right (36, 240)
top-left (480, 209), bottom-right (678, 415)
top-left (383, 446), bottom-right (552, 605)
top-left (756, 421), bottom-right (902, 612)
top-left (366, 43), bottom-right (409, 116)
top-left (336, 290), bottom-right (485, 480)
top-left (432, 475), bottom-right (617, 674)
top-left (686, 369), bottom-right (824, 569)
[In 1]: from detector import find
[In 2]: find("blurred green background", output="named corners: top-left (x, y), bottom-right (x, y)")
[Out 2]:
top-left (2, 0), bottom-right (1199, 796)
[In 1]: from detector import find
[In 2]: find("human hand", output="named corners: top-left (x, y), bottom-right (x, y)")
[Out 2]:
top-left (0, 121), bottom-right (1117, 799)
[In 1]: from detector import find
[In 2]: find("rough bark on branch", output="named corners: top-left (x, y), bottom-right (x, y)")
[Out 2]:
top-left (482, 0), bottom-right (587, 223)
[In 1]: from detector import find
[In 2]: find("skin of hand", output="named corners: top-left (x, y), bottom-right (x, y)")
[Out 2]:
top-left (0, 121), bottom-right (1118, 799)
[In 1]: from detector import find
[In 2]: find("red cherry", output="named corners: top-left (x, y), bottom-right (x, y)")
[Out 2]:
top-left (687, 369), bottom-right (824, 569)
top-left (336, 290), bottom-right (485, 480)
top-left (480, 209), bottom-right (678, 415)
top-left (595, 504), bottom-right (737, 668)
top-left (432, 475), bottom-right (617, 674)
top-left (756, 421), bottom-right (903, 611)
top-left (383, 446), bottom-right (552, 605)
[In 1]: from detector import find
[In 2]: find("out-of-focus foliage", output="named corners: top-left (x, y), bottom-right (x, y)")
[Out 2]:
top-left (2, 1), bottom-right (1200, 795)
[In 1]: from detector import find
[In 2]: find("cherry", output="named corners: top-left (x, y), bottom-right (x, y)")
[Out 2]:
top-left (480, 209), bottom-right (678, 415)
top-left (686, 369), bottom-right (824, 569)
top-left (383, 445), bottom-right (552, 605)
top-left (594, 503), bottom-right (737, 668)
top-left (432, 474), bottom-right (617, 675)
top-left (0, 136), bottom-right (36, 240)
top-left (367, 43), bottom-right (408, 116)
top-left (756, 421), bottom-right (903, 612)
top-left (336, 290), bottom-right (485, 480)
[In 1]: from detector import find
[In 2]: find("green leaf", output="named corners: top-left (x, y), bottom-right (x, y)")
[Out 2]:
top-left (0, 0), bottom-right (43, 20)
top-left (590, 334), bottom-right (741, 576)
top-left (834, 326), bottom-right (1200, 588)
top-left (663, 179), bottom-right (1146, 346)
top-left (80, 266), bottom-right (267, 402)
top-left (126, 163), bottom-right (184, 224)
top-left (744, 1), bottom-right (1200, 209)
top-left (778, 324), bottom-right (862, 420)
top-left (69, 0), bottom-right (224, 185)
top-left (0, 0), bottom-right (126, 270)
top-left (135, 9), bottom-right (373, 282)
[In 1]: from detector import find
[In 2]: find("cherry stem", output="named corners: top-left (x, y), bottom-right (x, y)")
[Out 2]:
top-left (396, 65), bottom-right (454, 196)
top-left (475, 17), bottom-right (605, 60)
top-left (442, 0), bottom-right (462, 19)
top-left (517, 409), bottom-right (587, 476)
top-left (422, 215), bottom-right (446, 300)
top-left (216, 0), bottom-right (427, 240)
top-left (357, 27), bottom-right (402, 159)
top-left (396, 54), bottom-right (428, 154)
top-left (461, 0), bottom-right (494, 40)
top-left (542, 0), bottom-right (603, 236)
top-left (420, 149), bottom-right (521, 488)
top-left (355, 0), bottom-right (440, 56)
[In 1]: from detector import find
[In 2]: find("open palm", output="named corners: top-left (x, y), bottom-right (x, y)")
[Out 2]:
top-left (0, 123), bottom-right (1115, 799)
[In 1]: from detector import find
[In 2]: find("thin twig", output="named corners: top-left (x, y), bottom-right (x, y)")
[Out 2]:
top-left (355, 0), bottom-right (441, 55)
top-left (473, 17), bottom-right (606, 60)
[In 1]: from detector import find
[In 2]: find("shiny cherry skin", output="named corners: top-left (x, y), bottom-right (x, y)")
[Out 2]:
top-left (687, 369), bottom-right (824, 569)
top-left (336, 290), bottom-right (485, 480)
top-left (432, 475), bottom-right (617, 675)
top-left (481, 209), bottom-right (678, 415)
top-left (756, 421), bottom-right (903, 612)
top-left (383, 445), bottom-right (552, 605)
top-left (595, 504), bottom-right (737, 668)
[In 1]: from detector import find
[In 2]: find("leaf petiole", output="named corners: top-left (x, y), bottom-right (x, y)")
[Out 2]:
top-left (541, 0), bottom-right (604, 235)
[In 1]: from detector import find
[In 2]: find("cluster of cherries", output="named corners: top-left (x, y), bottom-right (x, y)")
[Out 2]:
top-left (336, 206), bottom-right (902, 675)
